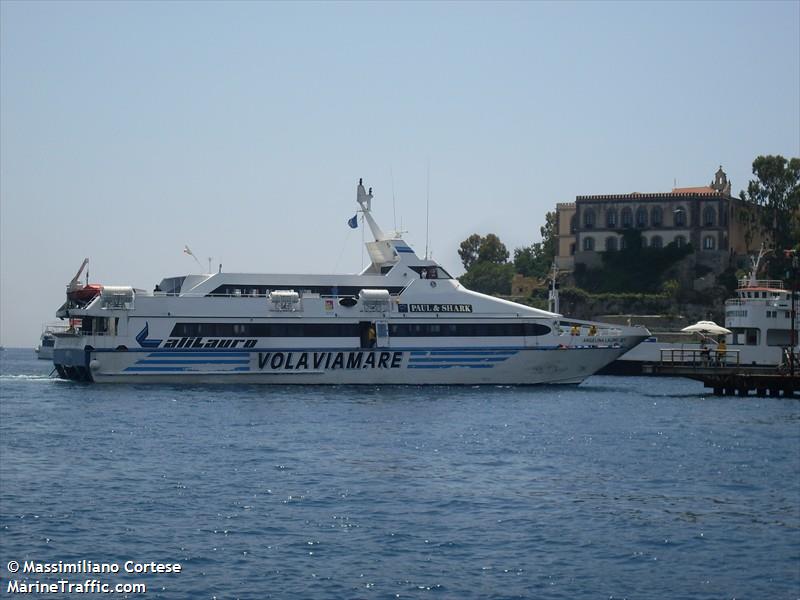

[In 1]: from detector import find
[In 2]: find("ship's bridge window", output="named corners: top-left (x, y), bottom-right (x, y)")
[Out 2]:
top-left (82, 317), bottom-right (109, 334)
top-left (158, 276), bottom-right (187, 295)
top-left (410, 266), bottom-right (452, 280)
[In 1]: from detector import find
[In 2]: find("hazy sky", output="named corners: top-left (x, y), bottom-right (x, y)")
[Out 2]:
top-left (1, 1), bottom-right (798, 347)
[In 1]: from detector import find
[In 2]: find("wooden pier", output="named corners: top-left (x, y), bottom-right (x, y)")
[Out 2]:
top-left (643, 349), bottom-right (798, 397)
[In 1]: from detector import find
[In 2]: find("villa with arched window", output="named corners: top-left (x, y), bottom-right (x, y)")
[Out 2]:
top-left (554, 166), bottom-right (767, 273)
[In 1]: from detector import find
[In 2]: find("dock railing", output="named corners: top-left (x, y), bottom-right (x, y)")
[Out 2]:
top-left (659, 348), bottom-right (740, 368)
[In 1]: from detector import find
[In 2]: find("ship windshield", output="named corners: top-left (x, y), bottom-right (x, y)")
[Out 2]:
top-left (409, 266), bottom-right (452, 280)
top-left (157, 277), bottom-right (186, 295)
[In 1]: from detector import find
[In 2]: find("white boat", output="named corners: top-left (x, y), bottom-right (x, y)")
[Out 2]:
top-left (608, 248), bottom-right (799, 372)
top-left (35, 323), bottom-right (71, 360)
top-left (52, 180), bottom-right (648, 384)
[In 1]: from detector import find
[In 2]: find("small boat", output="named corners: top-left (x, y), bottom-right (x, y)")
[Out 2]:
top-left (35, 323), bottom-right (73, 360)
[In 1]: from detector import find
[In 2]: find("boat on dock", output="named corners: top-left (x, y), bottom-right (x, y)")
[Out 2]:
top-left (604, 248), bottom-right (798, 375)
top-left (51, 179), bottom-right (649, 384)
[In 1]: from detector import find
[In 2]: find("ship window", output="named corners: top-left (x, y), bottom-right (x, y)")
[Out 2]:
top-left (208, 284), bottom-right (406, 297)
top-left (409, 266), bottom-right (452, 280)
top-left (158, 276), bottom-right (187, 295)
top-left (170, 322), bottom-right (361, 338)
top-left (767, 329), bottom-right (792, 346)
top-left (388, 322), bottom-right (551, 337)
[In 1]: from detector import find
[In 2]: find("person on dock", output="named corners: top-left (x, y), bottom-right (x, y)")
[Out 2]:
top-left (716, 339), bottom-right (727, 366)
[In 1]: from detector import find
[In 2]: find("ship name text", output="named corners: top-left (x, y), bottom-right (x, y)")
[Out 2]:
top-left (257, 351), bottom-right (403, 371)
top-left (162, 337), bottom-right (258, 349)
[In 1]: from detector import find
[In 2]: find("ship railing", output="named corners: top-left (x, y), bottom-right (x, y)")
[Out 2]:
top-left (737, 278), bottom-right (784, 290)
top-left (659, 348), bottom-right (740, 368)
top-left (725, 297), bottom-right (791, 308)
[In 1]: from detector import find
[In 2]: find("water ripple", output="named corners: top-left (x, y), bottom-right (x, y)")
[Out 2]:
top-left (1, 351), bottom-right (798, 599)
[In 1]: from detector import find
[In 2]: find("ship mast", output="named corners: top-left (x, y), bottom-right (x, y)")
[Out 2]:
top-left (356, 179), bottom-right (388, 242)
top-left (548, 262), bottom-right (560, 314)
top-left (748, 244), bottom-right (767, 286)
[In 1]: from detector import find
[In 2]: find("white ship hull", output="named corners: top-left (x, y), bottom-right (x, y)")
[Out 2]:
top-left (35, 345), bottom-right (54, 360)
top-left (55, 342), bottom-right (639, 385)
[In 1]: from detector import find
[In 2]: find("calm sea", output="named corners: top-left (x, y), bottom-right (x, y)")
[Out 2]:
top-left (1, 348), bottom-right (798, 599)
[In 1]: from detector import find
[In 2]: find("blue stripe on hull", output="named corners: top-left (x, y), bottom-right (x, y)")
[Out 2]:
top-left (138, 359), bottom-right (250, 365)
top-left (408, 364), bottom-right (494, 369)
top-left (409, 357), bottom-right (508, 363)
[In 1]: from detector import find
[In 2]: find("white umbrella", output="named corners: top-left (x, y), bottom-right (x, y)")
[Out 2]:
top-left (680, 320), bottom-right (732, 335)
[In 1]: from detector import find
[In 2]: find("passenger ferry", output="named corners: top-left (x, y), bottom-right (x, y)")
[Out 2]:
top-left (52, 180), bottom-right (648, 384)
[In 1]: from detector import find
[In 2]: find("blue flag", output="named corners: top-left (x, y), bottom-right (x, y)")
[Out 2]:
top-left (347, 214), bottom-right (358, 229)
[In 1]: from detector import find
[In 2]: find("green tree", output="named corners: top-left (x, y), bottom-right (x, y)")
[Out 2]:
top-left (458, 262), bottom-right (515, 295)
top-left (458, 234), bottom-right (482, 270)
top-left (457, 233), bottom-right (513, 294)
top-left (741, 155), bottom-right (800, 278)
top-left (477, 233), bottom-right (509, 264)
top-left (513, 211), bottom-right (557, 278)
top-left (458, 233), bottom-right (510, 268)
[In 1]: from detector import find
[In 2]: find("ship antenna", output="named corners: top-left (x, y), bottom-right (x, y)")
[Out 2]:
top-left (391, 166), bottom-right (398, 233)
top-left (425, 160), bottom-right (430, 260)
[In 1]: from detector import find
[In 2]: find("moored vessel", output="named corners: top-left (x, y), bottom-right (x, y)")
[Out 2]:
top-left (604, 248), bottom-right (799, 373)
top-left (52, 180), bottom-right (649, 384)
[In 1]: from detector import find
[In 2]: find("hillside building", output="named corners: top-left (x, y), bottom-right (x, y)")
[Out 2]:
top-left (555, 167), bottom-right (762, 274)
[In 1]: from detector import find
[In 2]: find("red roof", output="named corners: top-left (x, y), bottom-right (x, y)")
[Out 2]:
top-left (672, 186), bottom-right (716, 194)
